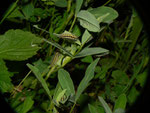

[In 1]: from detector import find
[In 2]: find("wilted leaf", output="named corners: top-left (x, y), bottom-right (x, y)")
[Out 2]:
top-left (0, 29), bottom-right (42, 61)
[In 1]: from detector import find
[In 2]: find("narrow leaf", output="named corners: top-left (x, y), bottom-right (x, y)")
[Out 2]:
top-left (27, 63), bottom-right (51, 99)
top-left (75, 47), bottom-right (109, 58)
top-left (81, 30), bottom-right (91, 45)
top-left (58, 69), bottom-right (75, 95)
top-left (98, 96), bottom-right (112, 113)
top-left (0, 29), bottom-right (42, 61)
top-left (75, 0), bottom-right (83, 14)
top-left (75, 58), bottom-right (99, 101)
top-left (43, 38), bottom-right (74, 58)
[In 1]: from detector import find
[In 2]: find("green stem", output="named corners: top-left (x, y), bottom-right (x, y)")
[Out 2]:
top-left (69, 15), bottom-right (77, 32)
top-left (11, 71), bottom-right (31, 96)
top-left (69, 103), bottom-right (76, 113)
top-left (67, 0), bottom-right (72, 12)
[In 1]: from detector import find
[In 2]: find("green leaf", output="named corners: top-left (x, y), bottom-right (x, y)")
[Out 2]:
top-left (22, 3), bottom-right (34, 19)
top-left (75, 0), bottom-right (83, 14)
top-left (81, 56), bottom-right (93, 63)
top-left (114, 94), bottom-right (127, 111)
top-left (127, 87), bottom-right (139, 105)
top-left (56, 89), bottom-right (67, 105)
top-left (75, 47), bottom-right (109, 58)
top-left (81, 30), bottom-right (91, 45)
top-left (98, 96), bottom-right (112, 113)
top-left (7, 7), bottom-right (24, 19)
top-left (0, 29), bottom-right (42, 61)
top-left (113, 108), bottom-right (125, 113)
top-left (77, 10), bottom-right (100, 32)
top-left (27, 64), bottom-right (51, 99)
top-left (136, 70), bottom-right (148, 87)
top-left (75, 58), bottom-right (99, 101)
top-left (111, 70), bottom-right (129, 85)
top-left (88, 104), bottom-right (99, 113)
top-left (0, 1), bottom-right (18, 24)
top-left (0, 59), bottom-right (13, 93)
top-left (54, 0), bottom-right (67, 7)
top-left (89, 6), bottom-right (118, 23)
top-left (58, 69), bottom-right (75, 95)
top-left (20, 96), bottom-right (34, 113)
top-left (43, 38), bottom-right (74, 57)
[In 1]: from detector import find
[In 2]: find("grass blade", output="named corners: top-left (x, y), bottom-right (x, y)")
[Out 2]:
top-left (98, 96), bottom-right (112, 113)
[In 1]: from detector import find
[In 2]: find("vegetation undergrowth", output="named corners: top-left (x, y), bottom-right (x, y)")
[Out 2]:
top-left (0, 0), bottom-right (148, 113)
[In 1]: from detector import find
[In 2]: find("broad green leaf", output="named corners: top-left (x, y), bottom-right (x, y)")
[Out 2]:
top-left (75, 47), bottom-right (109, 58)
top-left (27, 64), bottom-right (51, 99)
top-left (89, 6), bottom-right (118, 23)
top-left (20, 96), bottom-right (34, 113)
top-left (75, 0), bottom-right (83, 14)
top-left (77, 10), bottom-right (100, 32)
top-left (58, 69), bottom-right (75, 95)
top-left (114, 94), bottom-right (127, 111)
top-left (0, 29), bottom-right (42, 61)
top-left (88, 104), bottom-right (99, 113)
top-left (98, 96), bottom-right (112, 113)
top-left (54, 0), bottom-right (67, 7)
top-left (81, 30), bottom-right (91, 45)
top-left (75, 58), bottom-right (99, 101)
top-left (0, 59), bottom-right (13, 93)
top-left (22, 3), bottom-right (34, 19)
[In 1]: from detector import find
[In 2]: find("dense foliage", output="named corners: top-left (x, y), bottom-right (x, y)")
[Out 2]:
top-left (0, 0), bottom-right (148, 113)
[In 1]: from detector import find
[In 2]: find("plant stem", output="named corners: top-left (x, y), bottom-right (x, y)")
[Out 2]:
top-left (69, 103), bottom-right (76, 113)
top-left (11, 71), bottom-right (31, 96)
top-left (69, 15), bottom-right (77, 32)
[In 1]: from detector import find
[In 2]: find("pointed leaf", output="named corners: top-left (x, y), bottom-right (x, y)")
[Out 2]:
top-left (58, 69), bottom-right (75, 95)
top-left (75, 47), bottom-right (109, 58)
top-left (75, 58), bottom-right (99, 101)
top-left (75, 0), bottom-right (83, 14)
